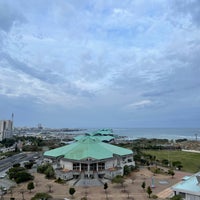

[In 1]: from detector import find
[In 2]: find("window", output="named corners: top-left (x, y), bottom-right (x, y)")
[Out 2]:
top-left (73, 163), bottom-right (80, 171)
top-left (98, 162), bottom-right (105, 170)
top-left (81, 164), bottom-right (88, 171)
top-left (90, 163), bottom-right (97, 171)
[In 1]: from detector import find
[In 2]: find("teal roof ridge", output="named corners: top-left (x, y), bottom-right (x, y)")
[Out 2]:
top-left (78, 135), bottom-right (101, 143)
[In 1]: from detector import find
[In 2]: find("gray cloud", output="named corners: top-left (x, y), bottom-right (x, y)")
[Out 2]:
top-left (0, 2), bottom-right (26, 32)
top-left (0, 0), bottom-right (199, 127)
top-left (171, 0), bottom-right (200, 27)
top-left (0, 52), bottom-right (63, 84)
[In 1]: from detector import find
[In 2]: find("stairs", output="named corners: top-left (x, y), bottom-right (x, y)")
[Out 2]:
top-left (74, 172), bottom-right (103, 186)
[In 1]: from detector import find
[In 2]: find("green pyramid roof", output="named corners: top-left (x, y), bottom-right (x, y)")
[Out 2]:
top-left (44, 136), bottom-right (132, 160)
top-left (74, 129), bottom-right (115, 142)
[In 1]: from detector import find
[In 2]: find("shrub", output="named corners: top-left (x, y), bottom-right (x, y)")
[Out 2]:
top-left (55, 177), bottom-right (65, 184)
top-left (152, 194), bottom-right (158, 199)
top-left (31, 192), bottom-right (52, 200)
top-left (69, 187), bottom-right (76, 197)
top-left (27, 181), bottom-right (34, 193)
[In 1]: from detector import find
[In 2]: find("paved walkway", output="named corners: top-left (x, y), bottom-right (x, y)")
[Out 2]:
top-left (75, 178), bottom-right (103, 186)
top-left (157, 187), bottom-right (174, 199)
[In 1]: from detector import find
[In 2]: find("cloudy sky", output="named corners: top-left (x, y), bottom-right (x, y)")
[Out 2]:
top-left (0, 0), bottom-right (200, 128)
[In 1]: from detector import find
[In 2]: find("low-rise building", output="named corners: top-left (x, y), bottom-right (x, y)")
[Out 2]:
top-left (171, 172), bottom-right (200, 200)
top-left (44, 135), bottom-right (135, 185)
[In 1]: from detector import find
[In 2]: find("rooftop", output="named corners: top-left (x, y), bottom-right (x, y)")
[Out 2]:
top-left (74, 129), bottom-right (115, 142)
top-left (172, 172), bottom-right (200, 195)
top-left (44, 136), bottom-right (133, 160)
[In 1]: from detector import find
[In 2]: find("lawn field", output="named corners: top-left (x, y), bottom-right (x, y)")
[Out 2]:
top-left (143, 150), bottom-right (200, 173)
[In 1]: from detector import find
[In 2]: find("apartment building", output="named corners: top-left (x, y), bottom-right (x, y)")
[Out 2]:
top-left (0, 120), bottom-right (13, 141)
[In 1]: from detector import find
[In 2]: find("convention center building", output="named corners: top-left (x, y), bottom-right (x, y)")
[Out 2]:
top-left (44, 133), bottom-right (135, 183)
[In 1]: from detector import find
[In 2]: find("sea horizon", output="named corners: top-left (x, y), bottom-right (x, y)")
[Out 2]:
top-left (76, 127), bottom-right (200, 140)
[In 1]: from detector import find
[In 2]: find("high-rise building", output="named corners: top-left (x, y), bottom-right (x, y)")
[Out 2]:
top-left (0, 120), bottom-right (13, 141)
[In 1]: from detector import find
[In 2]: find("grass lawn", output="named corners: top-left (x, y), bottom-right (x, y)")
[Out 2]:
top-left (143, 150), bottom-right (200, 173)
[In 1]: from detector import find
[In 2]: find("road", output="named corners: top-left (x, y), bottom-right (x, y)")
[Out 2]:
top-left (0, 152), bottom-right (40, 173)
top-left (0, 152), bottom-right (41, 193)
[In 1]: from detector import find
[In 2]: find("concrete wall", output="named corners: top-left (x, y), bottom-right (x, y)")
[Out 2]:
top-left (174, 191), bottom-right (200, 200)
top-left (185, 193), bottom-right (200, 200)
top-left (60, 159), bottom-right (73, 170)
top-left (55, 170), bottom-right (73, 181)
top-left (105, 159), bottom-right (116, 169)
top-left (104, 168), bottom-right (123, 179)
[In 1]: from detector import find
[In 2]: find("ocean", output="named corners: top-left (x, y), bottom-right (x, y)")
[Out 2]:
top-left (80, 128), bottom-right (200, 140)
top-left (113, 128), bottom-right (200, 140)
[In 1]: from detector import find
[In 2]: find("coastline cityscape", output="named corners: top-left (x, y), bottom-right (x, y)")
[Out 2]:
top-left (3, 123), bottom-right (200, 140)
top-left (1, 118), bottom-right (200, 141)
top-left (0, 117), bottom-right (200, 200)
top-left (1, 0), bottom-right (200, 199)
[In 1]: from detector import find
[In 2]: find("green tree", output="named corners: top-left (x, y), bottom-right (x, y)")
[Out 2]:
top-left (27, 182), bottom-right (34, 193)
top-left (134, 154), bottom-right (141, 162)
top-left (172, 161), bottom-right (183, 170)
top-left (104, 183), bottom-right (108, 190)
top-left (141, 181), bottom-right (146, 191)
top-left (24, 161), bottom-right (34, 169)
top-left (69, 187), bottom-right (76, 198)
top-left (7, 166), bottom-right (25, 179)
top-left (7, 166), bottom-right (34, 183)
top-left (168, 169), bottom-right (175, 178)
top-left (146, 186), bottom-right (152, 198)
top-left (104, 183), bottom-right (108, 199)
top-left (37, 164), bottom-right (49, 173)
top-left (162, 159), bottom-right (169, 166)
top-left (124, 165), bottom-right (131, 176)
top-left (45, 166), bottom-right (55, 179)
top-left (37, 164), bottom-right (55, 179)
top-left (15, 171), bottom-right (34, 183)
top-left (1, 138), bottom-right (16, 147)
